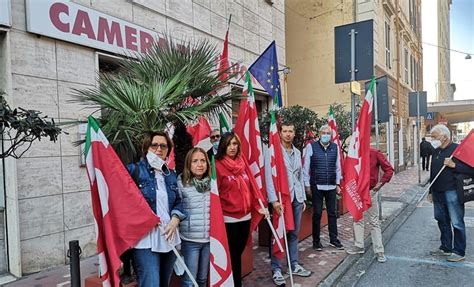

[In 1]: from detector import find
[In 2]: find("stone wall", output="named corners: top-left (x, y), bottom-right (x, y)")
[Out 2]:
top-left (8, 0), bottom-right (286, 274)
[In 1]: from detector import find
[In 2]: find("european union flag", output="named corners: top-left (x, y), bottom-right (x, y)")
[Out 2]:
top-left (249, 41), bottom-right (282, 107)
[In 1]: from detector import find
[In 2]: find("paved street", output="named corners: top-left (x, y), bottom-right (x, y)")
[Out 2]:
top-left (338, 198), bottom-right (474, 287)
top-left (5, 166), bottom-right (428, 287)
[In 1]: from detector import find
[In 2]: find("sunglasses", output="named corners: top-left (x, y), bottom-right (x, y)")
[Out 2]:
top-left (210, 135), bottom-right (221, 140)
top-left (150, 143), bottom-right (168, 151)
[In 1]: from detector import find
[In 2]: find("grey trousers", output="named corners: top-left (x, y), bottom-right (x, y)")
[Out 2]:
top-left (353, 192), bottom-right (384, 253)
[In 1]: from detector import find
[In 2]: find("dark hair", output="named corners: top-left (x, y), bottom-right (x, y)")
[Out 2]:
top-left (215, 132), bottom-right (241, 160)
top-left (141, 131), bottom-right (173, 158)
top-left (182, 148), bottom-right (211, 185)
top-left (279, 120), bottom-right (295, 132)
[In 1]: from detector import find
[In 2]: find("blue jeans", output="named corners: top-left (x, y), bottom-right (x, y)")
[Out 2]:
top-left (132, 249), bottom-right (176, 287)
top-left (181, 240), bottom-right (210, 287)
top-left (271, 200), bottom-right (304, 271)
top-left (433, 190), bottom-right (466, 256)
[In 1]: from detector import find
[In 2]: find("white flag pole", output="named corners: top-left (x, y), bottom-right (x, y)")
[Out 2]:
top-left (258, 199), bottom-right (284, 252)
top-left (279, 192), bottom-right (294, 287)
top-left (158, 225), bottom-right (198, 287)
top-left (425, 155), bottom-right (452, 193)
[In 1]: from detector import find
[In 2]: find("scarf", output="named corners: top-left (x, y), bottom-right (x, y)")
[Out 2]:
top-left (220, 155), bottom-right (246, 175)
top-left (192, 176), bottom-right (210, 193)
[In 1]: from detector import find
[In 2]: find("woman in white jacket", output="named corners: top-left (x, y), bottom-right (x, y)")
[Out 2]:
top-left (178, 147), bottom-right (211, 287)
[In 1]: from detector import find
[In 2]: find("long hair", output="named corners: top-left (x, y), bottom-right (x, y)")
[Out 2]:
top-left (215, 132), bottom-right (242, 160)
top-left (182, 147), bottom-right (211, 185)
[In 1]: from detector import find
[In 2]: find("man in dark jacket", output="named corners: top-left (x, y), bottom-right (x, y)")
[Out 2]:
top-left (428, 124), bottom-right (473, 262)
top-left (420, 137), bottom-right (433, 171)
top-left (207, 129), bottom-right (220, 160)
top-left (304, 125), bottom-right (343, 251)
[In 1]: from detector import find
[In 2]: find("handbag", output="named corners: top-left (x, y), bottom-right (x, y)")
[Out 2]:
top-left (456, 173), bottom-right (474, 204)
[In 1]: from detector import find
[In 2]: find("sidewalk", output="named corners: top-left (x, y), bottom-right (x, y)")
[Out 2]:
top-left (243, 166), bottom-right (428, 286)
top-left (5, 166), bottom-right (427, 287)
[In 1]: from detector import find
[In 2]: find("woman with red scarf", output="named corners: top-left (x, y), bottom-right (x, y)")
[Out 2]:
top-left (215, 132), bottom-right (268, 287)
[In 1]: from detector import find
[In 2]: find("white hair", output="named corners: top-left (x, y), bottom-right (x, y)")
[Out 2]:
top-left (319, 124), bottom-right (331, 133)
top-left (430, 124), bottom-right (450, 139)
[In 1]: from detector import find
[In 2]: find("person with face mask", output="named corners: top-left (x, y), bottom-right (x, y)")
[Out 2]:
top-left (428, 124), bottom-right (474, 262)
top-left (126, 131), bottom-right (186, 287)
top-left (207, 129), bottom-right (221, 160)
top-left (303, 125), bottom-right (344, 251)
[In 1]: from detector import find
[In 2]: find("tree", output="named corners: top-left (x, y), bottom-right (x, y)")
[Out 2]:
top-left (0, 92), bottom-right (62, 159)
top-left (259, 105), bottom-right (325, 152)
top-left (73, 35), bottom-right (239, 168)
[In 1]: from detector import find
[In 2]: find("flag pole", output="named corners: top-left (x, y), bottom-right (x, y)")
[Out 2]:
top-left (424, 155), bottom-right (452, 193)
top-left (158, 226), bottom-right (198, 287)
top-left (258, 199), bottom-right (284, 252)
top-left (278, 192), bottom-right (294, 287)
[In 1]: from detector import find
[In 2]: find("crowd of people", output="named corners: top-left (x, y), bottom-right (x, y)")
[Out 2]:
top-left (122, 122), bottom-right (472, 287)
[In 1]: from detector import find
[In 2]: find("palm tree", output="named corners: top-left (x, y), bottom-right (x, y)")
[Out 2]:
top-left (74, 35), bottom-right (239, 167)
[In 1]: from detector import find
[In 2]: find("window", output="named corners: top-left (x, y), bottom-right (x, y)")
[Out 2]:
top-left (384, 21), bottom-right (391, 69)
top-left (404, 49), bottom-right (409, 84)
top-left (410, 55), bottom-right (414, 88)
top-left (231, 86), bottom-right (270, 126)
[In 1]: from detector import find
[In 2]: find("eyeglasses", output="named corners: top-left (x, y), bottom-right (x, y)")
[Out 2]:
top-left (210, 135), bottom-right (221, 140)
top-left (150, 143), bottom-right (168, 151)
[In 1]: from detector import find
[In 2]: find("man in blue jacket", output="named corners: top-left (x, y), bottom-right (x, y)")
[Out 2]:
top-left (304, 125), bottom-right (343, 251)
top-left (428, 124), bottom-right (473, 262)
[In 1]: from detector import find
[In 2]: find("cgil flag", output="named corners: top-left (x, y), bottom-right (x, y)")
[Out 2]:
top-left (210, 156), bottom-right (234, 287)
top-left (249, 41), bottom-right (283, 107)
top-left (328, 106), bottom-right (344, 177)
top-left (187, 115), bottom-right (212, 146)
top-left (453, 128), bottom-right (474, 167)
top-left (85, 116), bottom-right (160, 287)
top-left (268, 111), bottom-right (294, 259)
top-left (234, 71), bottom-right (266, 202)
top-left (342, 78), bottom-right (374, 222)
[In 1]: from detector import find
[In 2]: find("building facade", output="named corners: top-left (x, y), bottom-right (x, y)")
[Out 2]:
top-left (0, 0), bottom-right (286, 278)
top-left (286, 0), bottom-right (423, 170)
top-left (437, 0), bottom-right (453, 102)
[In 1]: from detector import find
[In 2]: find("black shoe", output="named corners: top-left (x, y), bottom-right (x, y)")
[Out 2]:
top-left (329, 240), bottom-right (344, 250)
top-left (313, 242), bottom-right (323, 251)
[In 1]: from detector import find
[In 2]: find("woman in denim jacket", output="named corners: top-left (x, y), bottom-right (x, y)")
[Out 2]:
top-left (178, 147), bottom-right (211, 287)
top-left (126, 131), bottom-right (186, 287)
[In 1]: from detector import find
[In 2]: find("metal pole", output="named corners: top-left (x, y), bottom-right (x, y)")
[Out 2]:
top-left (350, 28), bottom-right (356, 132)
top-left (417, 91), bottom-right (421, 184)
top-left (373, 82), bottom-right (383, 220)
top-left (68, 240), bottom-right (81, 287)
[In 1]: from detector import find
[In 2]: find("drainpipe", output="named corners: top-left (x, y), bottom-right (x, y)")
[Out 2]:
top-left (395, 0), bottom-right (401, 129)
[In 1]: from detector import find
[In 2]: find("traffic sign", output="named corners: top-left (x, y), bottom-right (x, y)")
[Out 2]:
top-left (426, 112), bottom-right (433, 120)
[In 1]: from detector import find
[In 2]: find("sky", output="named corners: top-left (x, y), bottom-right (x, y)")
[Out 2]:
top-left (449, 0), bottom-right (474, 101)
top-left (422, 0), bottom-right (474, 102)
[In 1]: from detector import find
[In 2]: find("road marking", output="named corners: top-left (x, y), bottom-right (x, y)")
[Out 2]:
top-left (308, 253), bottom-right (316, 258)
top-left (63, 273), bottom-right (71, 278)
top-left (318, 260), bottom-right (327, 266)
top-left (387, 255), bottom-right (474, 269)
top-left (57, 281), bottom-right (70, 287)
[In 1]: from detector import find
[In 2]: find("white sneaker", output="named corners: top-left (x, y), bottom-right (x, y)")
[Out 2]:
top-left (272, 269), bottom-right (286, 285)
top-left (291, 263), bottom-right (311, 277)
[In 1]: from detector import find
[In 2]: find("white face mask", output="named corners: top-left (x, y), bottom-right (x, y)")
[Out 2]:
top-left (431, 139), bottom-right (441, 149)
top-left (146, 151), bottom-right (169, 174)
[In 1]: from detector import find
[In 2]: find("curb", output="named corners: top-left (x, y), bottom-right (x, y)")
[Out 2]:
top-left (318, 176), bottom-right (430, 287)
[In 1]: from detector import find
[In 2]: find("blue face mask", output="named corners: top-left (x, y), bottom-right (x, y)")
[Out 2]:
top-left (320, 134), bottom-right (331, 144)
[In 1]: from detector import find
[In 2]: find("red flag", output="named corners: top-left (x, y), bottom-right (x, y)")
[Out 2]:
top-left (342, 78), bottom-right (374, 222)
top-left (218, 30), bottom-right (229, 82)
top-left (453, 129), bottom-right (474, 167)
top-left (210, 157), bottom-right (234, 286)
top-left (268, 111), bottom-right (294, 259)
top-left (187, 115), bottom-right (211, 146)
top-left (328, 106), bottom-right (344, 177)
top-left (85, 117), bottom-right (160, 287)
top-left (234, 71), bottom-right (267, 232)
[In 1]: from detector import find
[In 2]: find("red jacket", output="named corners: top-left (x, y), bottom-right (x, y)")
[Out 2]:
top-left (370, 148), bottom-right (394, 189)
top-left (215, 159), bottom-right (261, 220)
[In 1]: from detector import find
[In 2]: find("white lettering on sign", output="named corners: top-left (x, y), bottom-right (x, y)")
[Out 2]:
top-left (0, 0), bottom-right (11, 27)
top-left (25, 0), bottom-right (163, 56)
